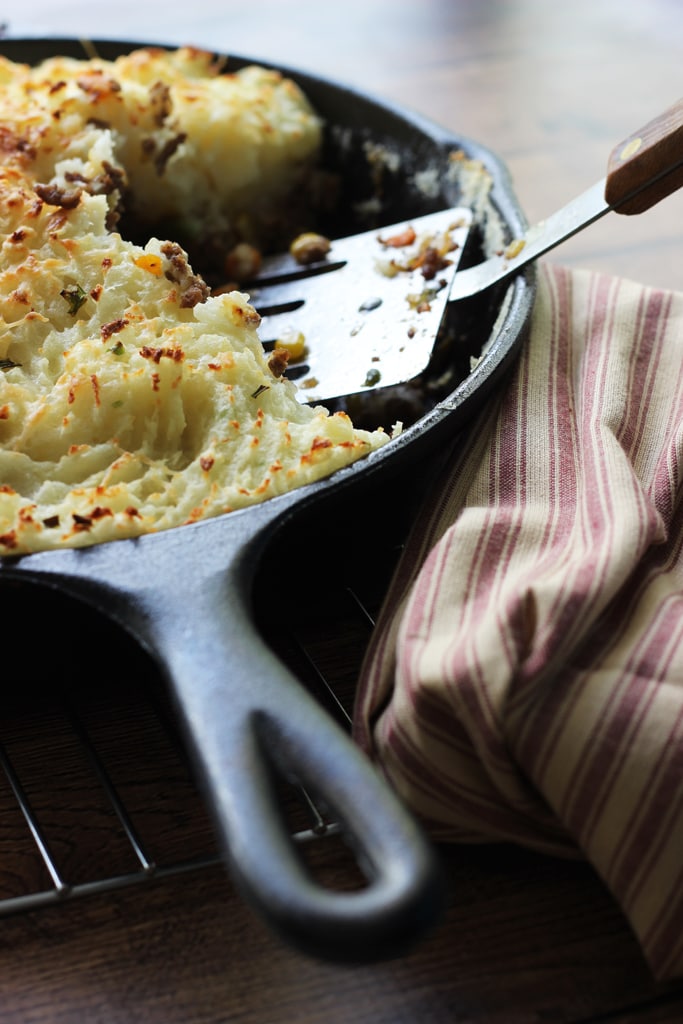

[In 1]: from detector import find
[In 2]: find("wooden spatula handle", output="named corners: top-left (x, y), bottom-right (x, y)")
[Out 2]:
top-left (605, 98), bottom-right (683, 214)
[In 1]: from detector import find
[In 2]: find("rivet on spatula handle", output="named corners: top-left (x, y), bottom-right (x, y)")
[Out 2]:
top-left (605, 98), bottom-right (683, 214)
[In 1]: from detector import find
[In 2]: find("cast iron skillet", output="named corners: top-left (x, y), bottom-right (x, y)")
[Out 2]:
top-left (0, 37), bottom-right (536, 961)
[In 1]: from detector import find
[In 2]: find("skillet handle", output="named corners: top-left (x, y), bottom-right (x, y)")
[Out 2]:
top-left (139, 556), bottom-right (445, 962)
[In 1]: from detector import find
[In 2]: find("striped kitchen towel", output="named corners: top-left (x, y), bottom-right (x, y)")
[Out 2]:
top-left (353, 262), bottom-right (683, 981)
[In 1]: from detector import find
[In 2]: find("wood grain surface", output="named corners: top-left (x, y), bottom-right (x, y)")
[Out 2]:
top-left (1, 2), bottom-right (683, 1021)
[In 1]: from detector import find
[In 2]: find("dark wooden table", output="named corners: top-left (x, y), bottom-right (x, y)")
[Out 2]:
top-left (1, 2), bottom-right (683, 1020)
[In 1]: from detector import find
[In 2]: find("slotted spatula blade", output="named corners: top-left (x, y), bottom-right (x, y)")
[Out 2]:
top-left (251, 97), bottom-right (683, 406)
top-left (252, 208), bottom-right (473, 405)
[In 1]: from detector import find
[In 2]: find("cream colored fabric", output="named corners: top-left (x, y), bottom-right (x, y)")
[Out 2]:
top-left (354, 263), bottom-right (683, 980)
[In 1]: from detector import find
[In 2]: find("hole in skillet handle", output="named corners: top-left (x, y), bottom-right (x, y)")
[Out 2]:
top-left (227, 704), bottom-right (448, 964)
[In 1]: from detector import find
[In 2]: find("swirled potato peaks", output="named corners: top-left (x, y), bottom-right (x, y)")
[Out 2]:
top-left (0, 46), bottom-right (389, 555)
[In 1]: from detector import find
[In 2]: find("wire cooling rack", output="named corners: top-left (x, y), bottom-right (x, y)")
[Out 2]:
top-left (0, 479), bottom-right (409, 917)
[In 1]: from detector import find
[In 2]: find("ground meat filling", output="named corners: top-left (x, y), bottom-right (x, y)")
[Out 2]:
top-left (34, 183), bottom-right (82, 208)
top-left (161, 240), bottom-right (211, 307)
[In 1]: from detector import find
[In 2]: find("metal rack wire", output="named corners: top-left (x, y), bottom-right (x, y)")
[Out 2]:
top-left (0, 692), bottom-right (222, 916)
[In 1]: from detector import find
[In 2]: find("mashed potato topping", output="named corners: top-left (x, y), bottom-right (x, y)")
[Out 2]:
top-left (0, 46), bottom-right (389, 555)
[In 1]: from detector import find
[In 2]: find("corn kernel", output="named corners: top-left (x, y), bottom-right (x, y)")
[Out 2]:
top-left (289, 232), bottom-right (331, 265)
top-left (275, 327), bottom-right (307, 361)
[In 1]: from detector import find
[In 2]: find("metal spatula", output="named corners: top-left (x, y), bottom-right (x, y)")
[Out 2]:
top-left (251, 98), bottom-right (683, 405)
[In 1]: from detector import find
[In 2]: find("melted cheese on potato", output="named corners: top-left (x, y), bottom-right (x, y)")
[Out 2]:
top-left (0, 47), bottom-right (389, 555)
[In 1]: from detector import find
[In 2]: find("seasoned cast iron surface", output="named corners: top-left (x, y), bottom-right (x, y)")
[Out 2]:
top-left (0, 38), bottom-right (535, 951)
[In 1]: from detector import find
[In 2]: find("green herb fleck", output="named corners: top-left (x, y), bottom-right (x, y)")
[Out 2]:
top-left (111, 399), bottom-right (124, 408)
top-left (362, 368), bottom-right (381, 387)
top-left (251, 384), bottom-right (270, 399)
top-left (61, 284), bottom-right (87, 316)
top-left (110, 342), bottom-right (125, 356)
